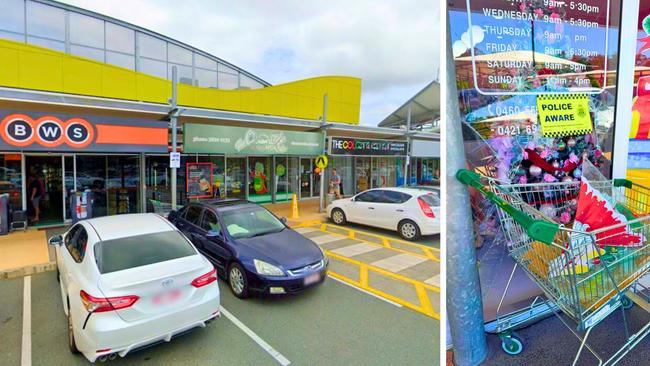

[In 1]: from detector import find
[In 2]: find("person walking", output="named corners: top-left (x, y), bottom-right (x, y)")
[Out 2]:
top-left (29, 172), bottom-right (45, 224)
top-left (329, 168), bottom-right (342, 199)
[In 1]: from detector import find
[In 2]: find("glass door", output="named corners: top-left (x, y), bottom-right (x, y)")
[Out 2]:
top-left (300, 158), bottom-right (312, 198)
top-left (225, 157), bottom-right (246, 199)
top-left (25, 155), bottom-right (64, 226)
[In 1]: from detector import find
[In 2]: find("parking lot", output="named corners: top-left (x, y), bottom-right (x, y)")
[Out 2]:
top-left (0, 225), bottom-right (439, 366)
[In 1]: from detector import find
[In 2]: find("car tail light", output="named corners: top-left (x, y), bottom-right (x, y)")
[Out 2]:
top-left (80, 291), bottom-right (138, 313)
top-left (417, 197), bottom-right (435, 218)
top-left (192, 268), bottom-right (217, 288)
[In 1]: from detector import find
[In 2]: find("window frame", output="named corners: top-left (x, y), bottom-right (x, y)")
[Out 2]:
top-left (184, 205), bottom-right (203, 226)
top-left (200, 209), bottom-right (220, 233)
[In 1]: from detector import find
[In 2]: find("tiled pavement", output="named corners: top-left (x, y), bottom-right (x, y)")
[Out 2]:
top-left (295, 223), bottom-right (441, 319)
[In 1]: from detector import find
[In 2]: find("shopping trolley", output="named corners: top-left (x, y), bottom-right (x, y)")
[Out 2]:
top-left (457, 168), bottom-right (650, 366)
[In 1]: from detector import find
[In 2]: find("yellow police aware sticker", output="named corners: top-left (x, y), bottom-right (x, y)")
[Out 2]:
top-left (537, 94), bottom-right (593, 138)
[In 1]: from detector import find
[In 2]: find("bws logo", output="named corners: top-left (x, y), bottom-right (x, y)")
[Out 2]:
top-left (0, 114), bottom-right (94, 148)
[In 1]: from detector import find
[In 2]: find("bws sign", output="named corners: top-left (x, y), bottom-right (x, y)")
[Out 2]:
top-left (0, 111), bottom-right (168, 152)
top-left (1, 114), bottom-right (94, 148)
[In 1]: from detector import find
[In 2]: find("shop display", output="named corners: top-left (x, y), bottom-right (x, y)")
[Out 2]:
top-left (186, 163), bottom-right (213, 199)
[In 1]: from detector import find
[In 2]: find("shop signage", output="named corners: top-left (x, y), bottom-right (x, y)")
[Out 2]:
top-left (0, 110), bottom-right (168, 152)
top-left (329, 137), bottom-right (407, 156)
top-left (186, 163), bottom-right (213, 199)
top-left (537, 94), bottom-right (593, 137)
top-left (184, 124), bottom-right (323, 155)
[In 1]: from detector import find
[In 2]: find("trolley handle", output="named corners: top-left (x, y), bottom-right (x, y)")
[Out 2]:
top-left (456, 169), bottom-right (559, 245)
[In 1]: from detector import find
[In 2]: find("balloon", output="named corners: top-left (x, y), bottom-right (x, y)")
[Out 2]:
top-left (314, 167), bottom-right (321, 174)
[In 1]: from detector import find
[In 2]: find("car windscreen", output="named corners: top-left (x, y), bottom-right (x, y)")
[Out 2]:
top-left (419, 194), bottom-right (440, 207)
top-left (94, 231), bottom-right (196, 274)
top-left (220, 206), bottom-right (285, 239)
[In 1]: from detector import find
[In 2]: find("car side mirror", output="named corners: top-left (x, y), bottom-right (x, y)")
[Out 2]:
top-left (280, 217), bottom-right (287, 224)
top-left (350, 197), bottom-right (355, 202)
top-left (206, 230), bottom-right (221, 238)
top-left (48, 235), bottom-right (63, 246)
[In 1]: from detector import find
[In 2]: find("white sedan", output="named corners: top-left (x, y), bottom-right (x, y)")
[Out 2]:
top-left (327, 187), bottom-right (440, 241)
top-left (50, 213), bottom-right (221, 363)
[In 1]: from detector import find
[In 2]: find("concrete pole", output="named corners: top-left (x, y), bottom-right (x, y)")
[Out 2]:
top-left (404, 105), bottom-right (412, 186)
top-left (170, 66), bottom-right (178, 210)
top-left (445, 14), bottom-right (488, 366)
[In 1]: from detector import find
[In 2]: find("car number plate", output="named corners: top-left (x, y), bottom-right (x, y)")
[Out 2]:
top-left (304, 273), bottom-right (320, 285)
top-left (152, 288), bottom-right (182, 306)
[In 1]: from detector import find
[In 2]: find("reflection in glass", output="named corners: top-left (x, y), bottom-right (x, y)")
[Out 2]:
top-left (355, 157), bottom-right (370, 193)
top-left (26, 1), bottom-right (65, 40)
top-left (107, 156), bottom-right (140, 215)
top-left (69, 12), bottom-right (104, 48)
top-left (0, 0), bottom-right (25, 34)
top-left (225, 157), bottom-right (246, 199)
top-left (105, 23), bottom-right (135, 54)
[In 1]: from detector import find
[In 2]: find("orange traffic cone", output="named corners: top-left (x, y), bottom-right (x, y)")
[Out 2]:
top-left (291, 193), bottom-right (299, 219)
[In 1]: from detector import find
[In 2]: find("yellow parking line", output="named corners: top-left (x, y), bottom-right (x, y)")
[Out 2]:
top-left (321, 227), bottom-right (432, 261)
top-left (324, 223), bottom-right (440, 252)
top-left (422, 248), bottom-right (440, 262)
top-left (415, 285), bottom-right (435, 318)
top-left (327, 270), bottom-right (440, 320)
top-left (359, 265), bottom-right (369, 287)
top-left (326, 251), bottom-right (439, 293)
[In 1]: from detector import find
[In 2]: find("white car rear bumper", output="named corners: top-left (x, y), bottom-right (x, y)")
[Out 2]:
top-left (419, 219), bottom-right (440, 236)
top-left (76, 284), bottom-right (220, 362)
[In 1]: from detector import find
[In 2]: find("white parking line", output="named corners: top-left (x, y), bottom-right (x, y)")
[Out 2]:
top-left (220, 306), bottom-right (291, 366)
top-left (328, 275), bottom-right (403, 308)
top-left (21, 276), bottom-right (31, 366)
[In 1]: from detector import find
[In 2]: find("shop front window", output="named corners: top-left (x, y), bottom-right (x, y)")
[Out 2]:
top-left (288, 157), bottom-right (300, 200)
top-left (106, 156), bottom-right (140, 215)
top-left (371, 157), bottom-right (396, 188)
top-left (627, 3), bottom-right (650, 180)
top-left (198, 155), bottom-right (225, 200)
top-left (145, 154), bottom-right (188, 211)
top-left (76, 155), bottom-right (107, 218)
top-left (274, 156), bottom-right (290, 202)
top-left (248, 156), bottom-right (272, 203)
top-left (0, 153), bottom-right (22, 211)
top-left (355, 157), bottom-right (370, 193)
top-left (328, 156), bottom-right (353, 197)
top-left (225, 157), bottom-right (246, 199)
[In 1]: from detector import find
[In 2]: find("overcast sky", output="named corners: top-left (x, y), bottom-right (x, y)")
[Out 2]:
top-left (60, 0), bottom-right (439, 126)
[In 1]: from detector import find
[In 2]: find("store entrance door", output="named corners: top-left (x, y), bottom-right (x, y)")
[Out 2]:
top-left (300, 158), bottom-right (312, 198)
top-left (25, 155), bottom-right (63, 226)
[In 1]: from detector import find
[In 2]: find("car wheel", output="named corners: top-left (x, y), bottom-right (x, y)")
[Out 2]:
top-left (331, 208), bottom-right (347, 225)
top-left (67, 302), bottom-right (80, 354)
top-left (228, 262), bottom-right (249, 299)
top-left (398, 220), bottom-right (421, 241)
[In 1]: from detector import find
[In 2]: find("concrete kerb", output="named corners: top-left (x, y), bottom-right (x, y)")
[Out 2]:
top-left (0, 261), bottom-right (56, 279)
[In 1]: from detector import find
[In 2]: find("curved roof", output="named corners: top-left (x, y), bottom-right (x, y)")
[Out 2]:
top-left (1, 0), bottom-right (269, 89)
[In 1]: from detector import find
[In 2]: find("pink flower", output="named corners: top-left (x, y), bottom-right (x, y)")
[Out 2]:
top-left (595, 150), bottom-right (602, 158)
top-left (569, 153), bottom-right (579, 164)
top-left (519, 3), bottom-right (526, 11)
top-left (550, 12), bottom-right (560, 20)
top-left (518, 175), bottom-right (527, 184)
top-left (522, 150), bottom-right (529, 160)
top-left (534, 8), bottom-right (544, 17)
top-left (563, 160), bottom-right (571, 168)
top-left (560, 212), bottom-right (571, 223)
top-left (543, 173), bottom-right (557, 182)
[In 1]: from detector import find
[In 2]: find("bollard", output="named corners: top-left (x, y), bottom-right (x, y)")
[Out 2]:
top-left (291, 193), bottom-right (300, 219)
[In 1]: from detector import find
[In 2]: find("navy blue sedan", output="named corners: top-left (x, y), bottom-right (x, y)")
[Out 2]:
top-left (168, 199), bottom-right (328, 298)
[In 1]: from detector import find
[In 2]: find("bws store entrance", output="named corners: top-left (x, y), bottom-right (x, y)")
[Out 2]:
top-left (25, 155), bottom-right (64, 226)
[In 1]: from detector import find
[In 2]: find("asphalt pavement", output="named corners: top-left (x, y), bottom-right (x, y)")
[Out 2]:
top-left (0, 268), bottom-right (438, 366)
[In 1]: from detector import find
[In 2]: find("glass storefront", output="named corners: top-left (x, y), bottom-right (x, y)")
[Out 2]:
top-left (371, 157), bottom-right (397, 188)
top-left (225, 157), bottom-right (246, 199)
top-left (409, 158), bottom-right (439, 186)
top-left (248, 156), bottom-right (272, 203)
top-left (355, 157), bottom-right (371, 193)
top-left (0, 153), bottom-right (22, 211)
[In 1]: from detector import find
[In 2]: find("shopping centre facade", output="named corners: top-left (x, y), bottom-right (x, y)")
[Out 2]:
top-left (0, 0), bottom-right (438, 226)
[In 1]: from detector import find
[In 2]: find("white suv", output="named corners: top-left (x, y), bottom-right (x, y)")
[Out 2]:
top-left (50, 213), bottom-right (221, 362)
top-left (327, 187), bottom-right (440, 240)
